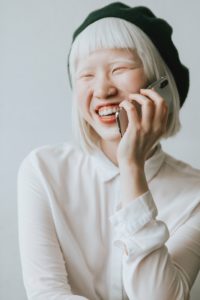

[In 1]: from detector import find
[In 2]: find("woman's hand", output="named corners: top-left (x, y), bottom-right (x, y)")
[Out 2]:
top-left (117, 88), bottom-right (168, 170)
top-left (117, 88), bottom-right (168, 206)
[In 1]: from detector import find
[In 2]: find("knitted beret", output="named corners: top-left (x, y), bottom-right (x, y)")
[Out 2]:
top-left (68, 2), bottom-right (189, 107)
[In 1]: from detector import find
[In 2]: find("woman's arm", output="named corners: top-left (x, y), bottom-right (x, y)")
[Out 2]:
top-left (17, 154), bottom-right (89, 300)
top-left (113, 88), bottom-right (200, 299)
top-left (109, 191), bottom-right (200, 300)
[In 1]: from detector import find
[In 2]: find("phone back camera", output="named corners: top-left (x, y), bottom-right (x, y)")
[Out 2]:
top-left (160, 79), bottom-right (168, 89)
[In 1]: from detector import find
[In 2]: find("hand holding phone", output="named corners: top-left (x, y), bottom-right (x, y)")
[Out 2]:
top-left (115, 76), bottom-right (171, 137)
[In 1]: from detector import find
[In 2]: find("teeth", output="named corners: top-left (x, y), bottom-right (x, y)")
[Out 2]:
top-left (98, 106), bottom-right (119, 116)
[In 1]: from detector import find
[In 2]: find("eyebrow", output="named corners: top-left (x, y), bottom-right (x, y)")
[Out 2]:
top-left (108, 58), bottom-right (138, 64)
top-left (76, 58), bottom-right (138, 73)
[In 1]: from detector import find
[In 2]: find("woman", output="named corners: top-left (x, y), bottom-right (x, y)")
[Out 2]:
top-left (17, 2), bottom-right (200, 300)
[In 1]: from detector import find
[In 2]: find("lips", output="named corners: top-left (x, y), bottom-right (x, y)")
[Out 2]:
top-left (95, 102), bottom-right (120, 114)
top-left (96, 113), bottom-right (117, 124)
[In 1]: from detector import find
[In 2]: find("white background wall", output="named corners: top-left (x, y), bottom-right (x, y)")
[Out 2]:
top-left (0, 0), bottom-right (200, 299)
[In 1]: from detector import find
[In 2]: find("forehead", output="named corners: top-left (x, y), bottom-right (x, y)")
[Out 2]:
top-left (76, 48), bottom-right (140, 67)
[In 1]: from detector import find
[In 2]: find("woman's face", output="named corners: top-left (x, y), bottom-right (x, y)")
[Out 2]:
top-left (73, 48), bottom-right (148, 142)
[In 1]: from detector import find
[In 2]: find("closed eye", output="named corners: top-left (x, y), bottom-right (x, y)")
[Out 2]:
top-left (79, 73), bottom-right (94, 79)
top-left (82, 73), bottom-right (93, 77)
top-left (113, 67), bottom-right (127, 72)
top-left (112, 66), bottom-right (133, 73)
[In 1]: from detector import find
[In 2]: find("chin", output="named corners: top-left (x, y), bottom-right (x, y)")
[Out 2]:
top-left (97, 127), bottom-right (121, 142)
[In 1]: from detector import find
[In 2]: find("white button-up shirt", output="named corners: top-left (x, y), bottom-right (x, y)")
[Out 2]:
top-left (17, 142), bottom-right (200, 300)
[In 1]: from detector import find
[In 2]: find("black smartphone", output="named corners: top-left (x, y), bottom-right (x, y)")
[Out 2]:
top-left (115, 76), bottom-right (172, 137)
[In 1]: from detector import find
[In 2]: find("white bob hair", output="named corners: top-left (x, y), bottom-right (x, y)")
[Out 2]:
top-left (68, 17), bottom-right (181, 154)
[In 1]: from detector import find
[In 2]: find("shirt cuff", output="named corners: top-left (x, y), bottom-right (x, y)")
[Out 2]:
top-left (109, 190), bottom-right (157, 235)
top-left (109, 191), bottom-right (169, 256)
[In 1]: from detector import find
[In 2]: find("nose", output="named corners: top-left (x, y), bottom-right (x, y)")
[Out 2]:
top-left (93, 75), bottom-right (118, 99)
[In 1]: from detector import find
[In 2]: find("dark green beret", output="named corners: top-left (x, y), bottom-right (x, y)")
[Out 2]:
top-left (68, 2), bottom-right (189, 108)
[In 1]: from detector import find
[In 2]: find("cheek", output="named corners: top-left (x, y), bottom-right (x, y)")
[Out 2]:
top-left (74, 83), bottom-right (86, 100)
top-left (73, 84), bottom-right (92, 117)
top-left (115, 69), bottom-right (148, 93)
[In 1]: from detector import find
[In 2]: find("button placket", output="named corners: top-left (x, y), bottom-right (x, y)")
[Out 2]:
top-left (109, 177), bottom-right (124, 300)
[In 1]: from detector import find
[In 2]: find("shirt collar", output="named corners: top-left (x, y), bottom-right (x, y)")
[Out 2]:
top-left (90, 143), bottom-right (166, 183)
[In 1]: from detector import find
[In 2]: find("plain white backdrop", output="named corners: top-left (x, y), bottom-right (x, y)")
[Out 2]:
top-left (0, 0), bottom-right (200, 299)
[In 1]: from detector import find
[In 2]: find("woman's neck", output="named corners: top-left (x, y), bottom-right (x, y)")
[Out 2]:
top-left (100, 139), bottom-right (119, 166)
top-left (100, 139), bottom-right (158, 167)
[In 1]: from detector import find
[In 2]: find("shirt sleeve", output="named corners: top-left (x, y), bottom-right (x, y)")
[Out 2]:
top-left (109, 191), bottom-right (200, 300)
top-left (17, 154), bottom-right (89, 300)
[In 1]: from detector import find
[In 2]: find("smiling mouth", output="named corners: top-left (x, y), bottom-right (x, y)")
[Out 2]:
top-left (95, 105), bottom-right (121, 124)
top-left (95, 104), bottom-right (120, 117)
top-left (97, 114), bottom-right (117, 124)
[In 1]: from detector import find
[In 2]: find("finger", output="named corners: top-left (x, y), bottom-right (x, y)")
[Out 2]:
top-left (140, 88), bottom-right (168, 132)
top-left (140, 88), bottom-right (168, 120)
top-left (161, 104), bottom-right (169, 133)
top-left (128, 93), bottom-right (155, 132)
top-left (119, 99), bottom-right (140, 129)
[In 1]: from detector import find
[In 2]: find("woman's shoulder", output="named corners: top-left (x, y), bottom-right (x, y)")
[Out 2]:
top-left (162, 151), bottom-right (200, 191)
top-left (18, 141), bottom-right (86, 174)
top-left (156, 149), bottom-right (200, 229)
top-left (164, 152), bottom-right (200, 177)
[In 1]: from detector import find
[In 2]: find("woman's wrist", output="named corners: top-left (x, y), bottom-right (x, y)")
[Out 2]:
top-left (119, 164), bottom-right (149, 207)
